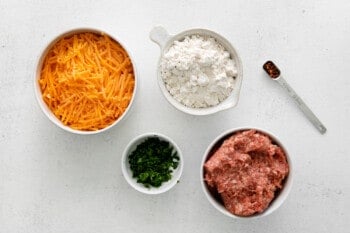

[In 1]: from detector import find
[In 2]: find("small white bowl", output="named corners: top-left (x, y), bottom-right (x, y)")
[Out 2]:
top-left (34, 28), bottom-right (138, 135)
top-left (150, 26), bottom-right (243, 115)
top-left (121, 133), bottom-right (184, 195)
top-left (200, 127), bottom-right (293, 219)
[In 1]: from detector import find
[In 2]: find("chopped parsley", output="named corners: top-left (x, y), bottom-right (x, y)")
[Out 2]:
top-left (128, 137), bottom-right (180, 188)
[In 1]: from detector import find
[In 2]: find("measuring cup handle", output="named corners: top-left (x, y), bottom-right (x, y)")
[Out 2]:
top-left (150, 26), bottom-right (171, 50)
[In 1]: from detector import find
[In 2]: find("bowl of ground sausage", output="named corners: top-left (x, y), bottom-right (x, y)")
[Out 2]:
top-left (200, 127), bottom-right (293, 219)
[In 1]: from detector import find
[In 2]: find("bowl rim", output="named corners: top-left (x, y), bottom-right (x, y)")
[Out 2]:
top-left (200, 126), bottom-right (293, 219)
top-left (155, 27), bottom-right (243, 116)
top-left (121, 132), bottom-right (184, 195)
top-left (34, 27), bottom-right (138, 135)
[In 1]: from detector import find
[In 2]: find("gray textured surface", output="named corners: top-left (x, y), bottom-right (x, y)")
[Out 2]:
top-left (0, 0), bottom-right (349, 232)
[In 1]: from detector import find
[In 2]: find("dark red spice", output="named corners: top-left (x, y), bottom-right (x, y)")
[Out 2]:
top-left (263, 61), bottom-right (280, 79)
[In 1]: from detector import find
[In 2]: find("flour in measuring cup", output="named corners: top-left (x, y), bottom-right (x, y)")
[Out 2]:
top-left (160, 35), bottom-right (237, 108)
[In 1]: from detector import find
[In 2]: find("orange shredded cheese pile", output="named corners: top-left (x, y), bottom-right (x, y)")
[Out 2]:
top-left (39, 32), bottom-right (135, 131)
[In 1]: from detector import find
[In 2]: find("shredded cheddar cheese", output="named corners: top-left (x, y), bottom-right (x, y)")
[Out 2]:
top-left (39, 32), bottom-right (135, 131)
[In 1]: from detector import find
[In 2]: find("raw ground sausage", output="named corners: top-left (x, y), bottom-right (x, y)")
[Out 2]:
top-left (204, 130), bottom-right (289, 216)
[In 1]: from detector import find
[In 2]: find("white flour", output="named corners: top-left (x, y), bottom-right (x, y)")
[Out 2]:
top-left (160, 35), bottom-right (237, 108)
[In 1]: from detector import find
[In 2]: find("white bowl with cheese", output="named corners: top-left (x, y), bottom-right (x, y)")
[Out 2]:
top-left (34, 28), bottom-right (138, 135)
top-left (150, 26), bottom-right (243, 115)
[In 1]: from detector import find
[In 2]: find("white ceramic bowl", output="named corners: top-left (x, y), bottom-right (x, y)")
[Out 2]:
top-left (34, 28), bottom-right (138, 135)
top-left (150, 26), bottom-right (243, 115)
top-left (121, 133), bottom-right (184, 195)
top-left (200, 127), bottom-right (293, 219)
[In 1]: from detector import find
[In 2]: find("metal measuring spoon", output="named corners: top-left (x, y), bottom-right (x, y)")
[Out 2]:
top-left (263, 61), bottom-right (327, 134)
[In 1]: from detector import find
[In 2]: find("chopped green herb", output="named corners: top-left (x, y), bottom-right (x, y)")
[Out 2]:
top-left (128, 137), bottom-right (180, 188)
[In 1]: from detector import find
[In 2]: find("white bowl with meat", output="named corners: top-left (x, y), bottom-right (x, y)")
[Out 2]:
top-left (200, 127), bottom-right (293, 218)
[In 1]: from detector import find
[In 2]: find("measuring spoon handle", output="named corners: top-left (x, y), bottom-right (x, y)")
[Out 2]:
top-left (276, 76), bottom-right (327, 134)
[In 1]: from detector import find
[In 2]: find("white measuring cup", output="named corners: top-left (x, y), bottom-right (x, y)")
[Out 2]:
top-left (150, 26), bottom-right (243, 115)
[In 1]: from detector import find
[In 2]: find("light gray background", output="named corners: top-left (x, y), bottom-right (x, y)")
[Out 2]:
top-left (1, 0), bottom-right (349, 232)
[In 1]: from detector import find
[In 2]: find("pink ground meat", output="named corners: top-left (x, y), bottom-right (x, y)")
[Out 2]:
top-left (204, 130), bottom-right (289, 216)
